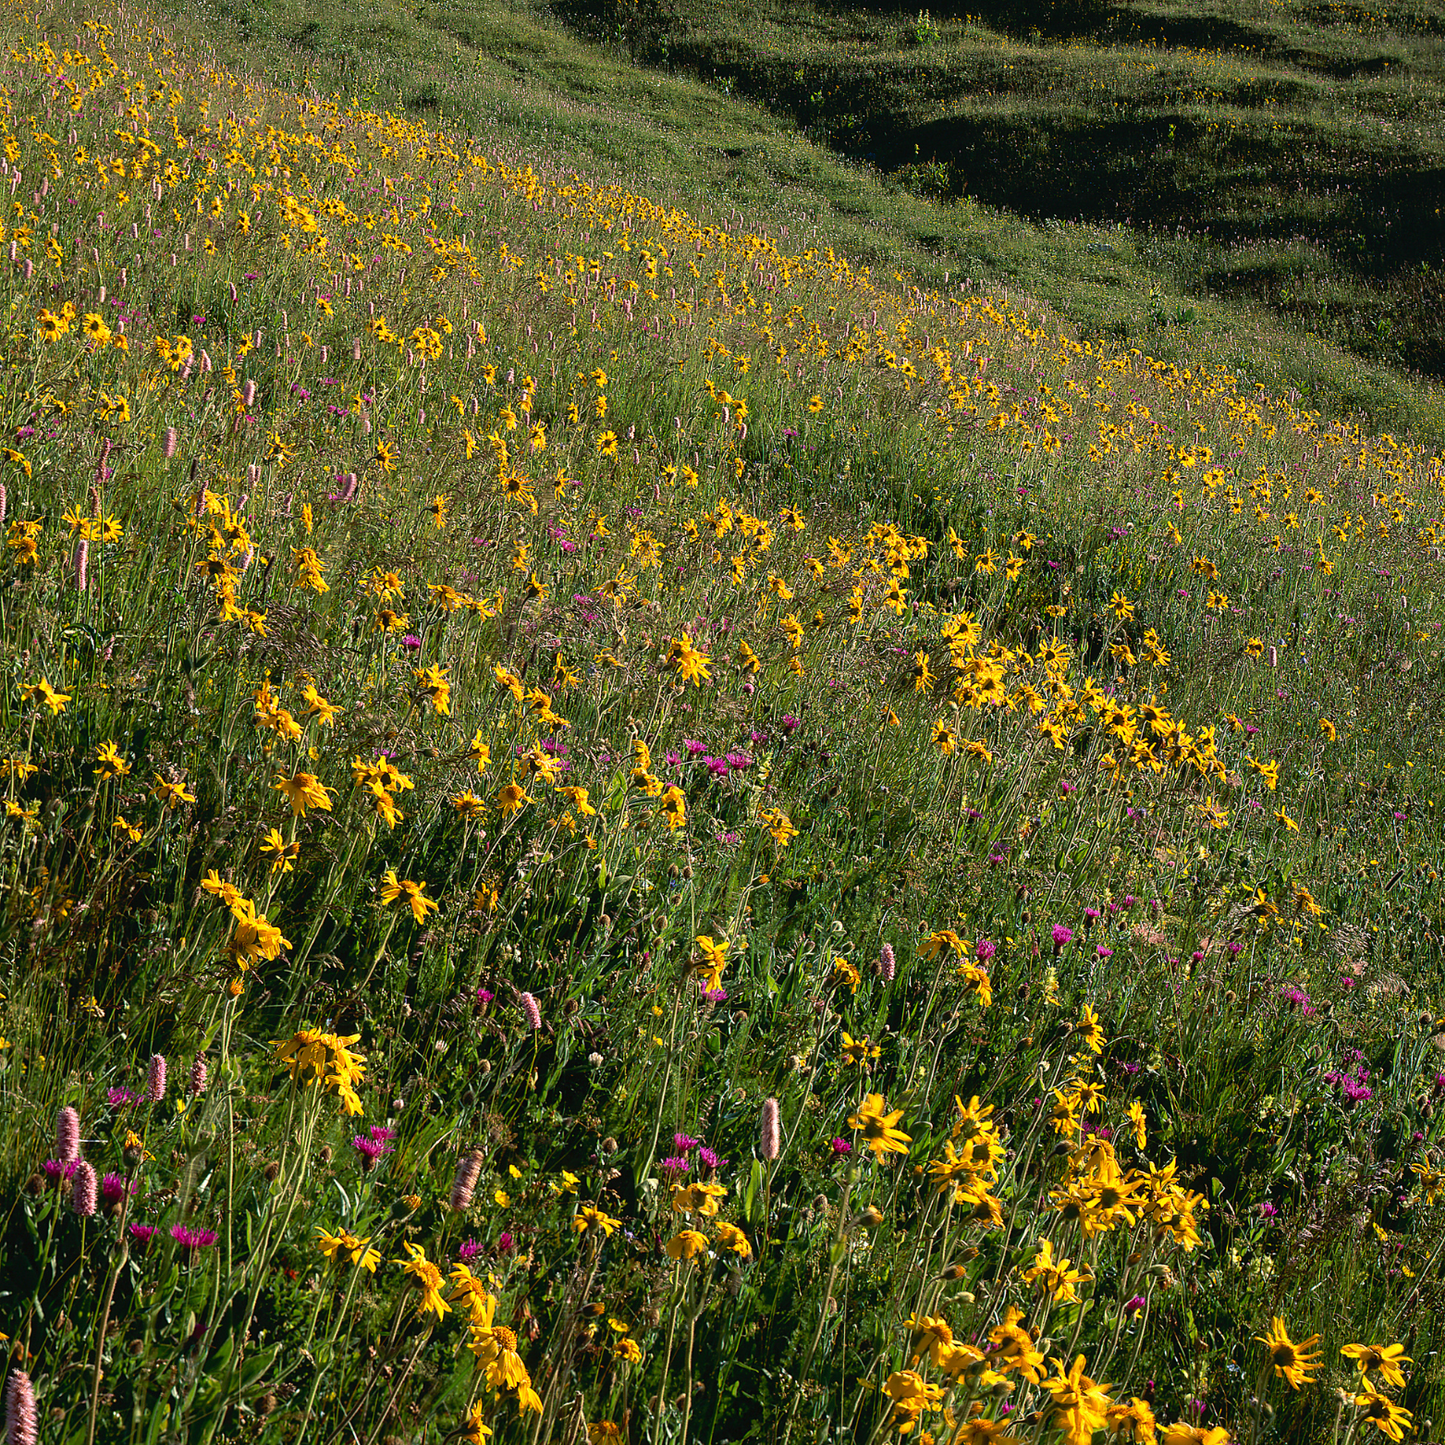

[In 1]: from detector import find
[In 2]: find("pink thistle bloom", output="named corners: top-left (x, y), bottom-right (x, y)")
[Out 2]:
top-left (43, 1160), bottom-right (79, 1186)
top-left (171, 1224), bottom-right (219, 1252)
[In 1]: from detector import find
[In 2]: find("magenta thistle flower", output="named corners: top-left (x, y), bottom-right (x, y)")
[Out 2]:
top-left (102, 1173), bottom-right (136, 1211)
top-left (55, 1105), bottom-right (80, 1163)
top-left (830, 1137), bottom-right (852, 1155)
top-left (171, 1224), bottom-right (219, 1252)
top-left (659, 1155), bottom-right (690, 1177)
top-left (128, 1224), bottom-right (161, 1248)
top-left (975, 939), bottom-right (997, 962)
top-left (456, 1238), bottom-right (482, 1261)
top-left (42, 1159), bottom-right (79, 1186)
top-left (352, 1134), bottom-right (393, 1171)
top-left (107, 1087), bottom-right (140, 1108)
top-left (1051, 924), bottom-right (1073, 952)
top-left (673, 1133), bottom-right (700, 1153)
top-left (144, 1054), bottom-right (167, 1104)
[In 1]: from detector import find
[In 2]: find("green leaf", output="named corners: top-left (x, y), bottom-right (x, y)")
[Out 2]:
top-left (744, 1158), bottom-right (763, 1224)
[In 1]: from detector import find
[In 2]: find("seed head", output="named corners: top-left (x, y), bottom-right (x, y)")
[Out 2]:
top-left (760, 1097), bottom-right (781, 1161)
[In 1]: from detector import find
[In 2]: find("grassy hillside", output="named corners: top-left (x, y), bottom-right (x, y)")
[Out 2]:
top-left (150, 0), bottom-right (1445, 443)
top-left (544, 0), bottom-right (1445, 393)
top-left (0, 0), bottom-right (1444, 1442)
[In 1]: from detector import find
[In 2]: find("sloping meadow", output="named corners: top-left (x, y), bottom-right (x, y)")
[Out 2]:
top-left (1, 5), bottom-right (1443, 1442)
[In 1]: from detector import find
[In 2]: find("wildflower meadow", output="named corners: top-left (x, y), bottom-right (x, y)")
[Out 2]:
top-left (1, 1), bottom-right (1444, 1441)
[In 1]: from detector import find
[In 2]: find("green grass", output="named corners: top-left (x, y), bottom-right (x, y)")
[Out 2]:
top-left (1, 0), bottom-right (1445, 1441)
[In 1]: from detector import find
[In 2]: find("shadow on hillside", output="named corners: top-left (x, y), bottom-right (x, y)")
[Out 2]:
top-left (885, 111), bottom-right (1445, 272)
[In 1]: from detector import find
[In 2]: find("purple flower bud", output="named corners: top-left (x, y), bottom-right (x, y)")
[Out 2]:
top-left (55, 1105), bottom-right (80, 1163)
top-left (4, 1368), bottom-right (38, 1445)
top-left (519, 992), bottom-right (542, 1031)
top-left (144, 1054), bottom-right (167, 1104)
top-left (71, 1161), bottom-right (97, 1217)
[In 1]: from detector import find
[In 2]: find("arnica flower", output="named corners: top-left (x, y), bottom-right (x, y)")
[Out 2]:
top-left (55, 1105), bottom-right (80, 1163)
top-left (665, 1229), bottom-right (709, 1260)
top-left (848, 1093), bottom-right (912, 1160)
top-left (144, 1054), bottom-right (167, 1104)
top-left (4, 1369), bottom-right (38, 1445)
top-left (71, 1162), bottom-right (98, 1217)
top-left (393, 1241), bottom-right (451, 1321)
top-left (171, 1224), bottom-right (220, 1254)
top-left (1255, 1316), bottom-right (1323, 1389)
top-left (379, 869), bottom-right (439, 923)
